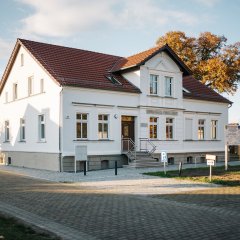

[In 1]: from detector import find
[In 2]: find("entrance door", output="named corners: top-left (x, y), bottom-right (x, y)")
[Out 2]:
top-left (122, 116), bottom-right (135, 152)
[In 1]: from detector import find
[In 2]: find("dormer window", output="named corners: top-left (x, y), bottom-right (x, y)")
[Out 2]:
top-left (106, 75), bottom-right (122, 85)
top-left (21, 53), bottom-right (24, 66)
top-left (183, 87), bottom-right (190, 93)
top-left (150, 74), bottom-right (158, 95)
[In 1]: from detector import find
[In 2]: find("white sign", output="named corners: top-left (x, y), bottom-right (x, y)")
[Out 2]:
top-left (207, 160), bottom-right (215, 166)
top-left (225, 124), bottom-right (240, 145)
top-left (206, 154), bottom-right (216, 161)
top-left (161, 151), bottom-right (168, 163)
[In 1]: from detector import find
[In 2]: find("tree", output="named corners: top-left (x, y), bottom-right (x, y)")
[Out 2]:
top-left (156, 31), bottom-right (240, 93)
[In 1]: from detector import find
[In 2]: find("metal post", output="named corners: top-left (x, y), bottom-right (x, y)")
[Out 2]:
top-left (84, 161), bottom-right (86, 176)
top-left (178, 162), bottom-right (182, 176)
top-left (164, 161), bottom-right (166, 175)
top-left (75, 158), bottom-right (76, 173)
top-left (209, 165), bottom-right (212, 181)
top-left (225, 144), bottom-right (228, 171)
top-left (195, 156), bottom-right (197, 168)
top-left (115, 161), bottom-right (117, 175)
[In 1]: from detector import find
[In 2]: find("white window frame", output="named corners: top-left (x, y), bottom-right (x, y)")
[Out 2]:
top-left (211, 120), bottom-right (218, 140)
top-left (20, 53), bottom-right (24, 66)
top-left (166, 118), bottom-right (174, 140)
top-left (150, 74), bottom-right (158, 95)
top-left (149, 117), bottom-right (158, 139)
top-left (5, 120), bottom-right (10, 142)
top-left (98, 114), bottom-right (109, 139)
top-left (38, 115), bottom-right (45, 141)
top-left (20, 118), bottom-right (26, 141)
top-left (13, 83), bottom-right (18, 100)
top-left (165, 76), bottom-right (173, 97)
top-left (76, 113), bottom-right (88, 139)
top-left (28, 76), bottom-right (33, 96)
top-left (198, 119), bottom-right (205, 140)
top-left (40, 78), bottom-right (44, 93)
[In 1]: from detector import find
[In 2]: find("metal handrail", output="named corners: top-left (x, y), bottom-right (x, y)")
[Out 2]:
top-left (139, 138), bottom-right (156, 156)
top-left (122, 138), bottom-right (137, 163)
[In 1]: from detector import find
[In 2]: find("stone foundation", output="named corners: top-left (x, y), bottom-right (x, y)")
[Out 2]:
top-left (153, 151), bottom-right (225, 165)
top-left (62, 154), bottom-right (128, 172)
top-left (0, 151), bottom-right (60, 171)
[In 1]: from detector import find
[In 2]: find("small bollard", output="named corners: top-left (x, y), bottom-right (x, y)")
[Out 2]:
top-left (178, 161), bottom-right (182, 176)
top-left (115, 161), bottom-right (117, 175)
top-left (84, 161), bottom-right (87, 176)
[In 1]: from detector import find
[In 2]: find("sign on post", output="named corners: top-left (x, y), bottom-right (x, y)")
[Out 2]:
top-left (75, 145), bottom-right (88, 174)
top-left (225, 124), bottom-right (240, 170)
top-left (206, 154), bottom-right (216, 181)
top-left (161, 151), bottom-right (168, 174)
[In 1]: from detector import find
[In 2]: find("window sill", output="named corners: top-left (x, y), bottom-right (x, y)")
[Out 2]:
top-left (164, 96), bottom-right (177, 99)
top-left (73, 139), bottom-right (114, 142)
top-left (148, 139), bottom-right (178, 141)
top-left (18, 140), bottom-right (26, 143)
top-left (37, 140), bottom-right (47, 143)
top-left (184, 139), bottom-right (221, 142)
top-left (3, 141), bottom-right (10, 143)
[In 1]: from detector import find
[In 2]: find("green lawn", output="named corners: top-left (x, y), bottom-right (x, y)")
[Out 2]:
top-left (144, 165), bottom-right (240, 186)
top-left (0, 214), bottom-right (59, 240)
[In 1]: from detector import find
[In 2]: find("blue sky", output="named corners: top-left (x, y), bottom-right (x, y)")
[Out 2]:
top-left (0, 0), bottom-right (239, 122)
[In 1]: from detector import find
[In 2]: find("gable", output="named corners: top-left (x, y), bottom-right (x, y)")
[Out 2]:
top-left (144, 52), bottom-right (181, 73)
top-left (0, 44), bottom-right (60, 101)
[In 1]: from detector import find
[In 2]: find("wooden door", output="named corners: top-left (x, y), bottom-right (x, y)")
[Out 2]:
top-left (122, 116), bottom-right (135, 151)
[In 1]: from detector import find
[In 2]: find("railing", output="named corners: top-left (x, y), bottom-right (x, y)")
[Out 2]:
top-left (122, 138), bottom-right (136, 163)
top-left (139, 138), bottom-right (157, 156)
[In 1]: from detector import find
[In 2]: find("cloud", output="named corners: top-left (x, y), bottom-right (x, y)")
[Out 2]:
top-left (193, 0), bottom-right (221, 7)
top-left (0, 38), bottom-right (14, 60)
top-left (18, 0), bottom-right (199, 37)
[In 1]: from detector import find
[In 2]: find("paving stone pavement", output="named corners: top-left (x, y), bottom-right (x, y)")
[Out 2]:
top-left (0, 169), bottom-right (240, 240)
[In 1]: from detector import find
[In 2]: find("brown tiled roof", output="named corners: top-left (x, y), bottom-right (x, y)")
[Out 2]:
top-left (18, 39), bottom-right (141, 94)
top-left (0, 39), bottom-right (231, 104)
top-left (183, 75), bottom-right (232, 104)
top-left (112, 44), bottom-right (192, 76)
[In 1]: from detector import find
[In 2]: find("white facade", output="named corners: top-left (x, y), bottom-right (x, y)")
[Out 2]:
top-left (0, 44), bottom-right (229, 171)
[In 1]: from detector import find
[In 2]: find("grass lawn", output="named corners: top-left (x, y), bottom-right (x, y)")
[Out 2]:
top-left (144, 165), bottom-right (240, 186)
top-left (0, 214), bottom-right (59, 240)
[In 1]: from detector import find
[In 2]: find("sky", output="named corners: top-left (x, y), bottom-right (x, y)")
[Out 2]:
top-left (0, 0), bottom-right (239, 122)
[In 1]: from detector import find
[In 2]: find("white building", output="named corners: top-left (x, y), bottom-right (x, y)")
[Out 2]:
top-left (0, 39), bottom-right (231, 171)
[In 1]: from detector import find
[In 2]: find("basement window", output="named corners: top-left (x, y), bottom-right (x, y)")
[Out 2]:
top-left (106, 75), bottom-right (122, 85)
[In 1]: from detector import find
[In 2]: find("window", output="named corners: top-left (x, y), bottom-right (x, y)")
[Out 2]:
top-left (98, 114), bottom-right (109, 139)
top-left (106, 75), bottom-right (121, 85)
top-left (38, 115), bottom-right (45, 141)
top-left (28, 76), bottom-right (33, 96)
top-left (5, 121), bottom-right (10, 142)
top-left (40, 79), bottom-right (44, 93)
top-left (20, 53), bottom-right (24, 66)
top-left (149, 117), bottom-right (158, 139)
top-left (198, 119), bottom-right (205, 140)
top-left (20, 118), bottom-right (25, 141)
top-left (13, 83), bottom-right (18, 100)
top-left (165, 76), bottom-right (173, 96)
top-left (211, 120), bottom-right (218, 140)
top-left (5, 92), bottom-right (8, 103)
top-left (185, 118), bottom-right (193, 140)
top-left (150, 74), bottom-right (158, 95)
top-left (166, 118), bottom-right (174, 139)
top-left (76, 113), bottom-right (88, 139)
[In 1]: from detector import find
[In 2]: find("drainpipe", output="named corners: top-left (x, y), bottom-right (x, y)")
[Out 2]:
top-left (59, 87), bottom-right (63, 172)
